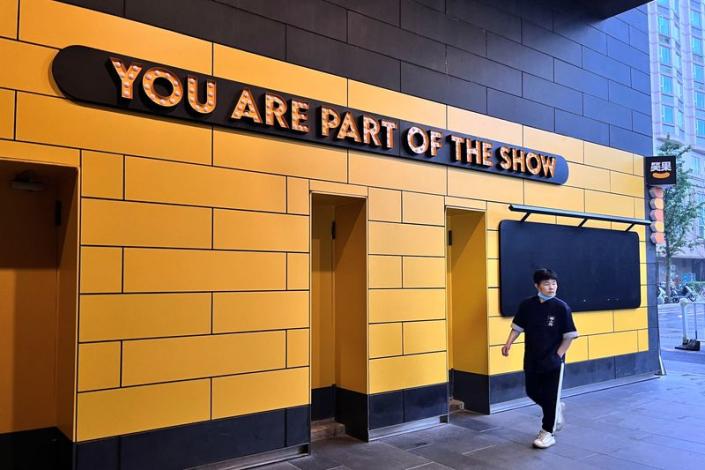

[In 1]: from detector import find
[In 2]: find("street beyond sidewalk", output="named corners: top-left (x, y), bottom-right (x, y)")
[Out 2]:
top-left (257, 305), bottom-right (705, 470)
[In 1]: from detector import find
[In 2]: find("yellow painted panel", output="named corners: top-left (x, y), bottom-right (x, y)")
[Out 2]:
top-left (403, 320), bottom-right (446, 354)
top-left (287, 177), bottom-right (309, 215)
top-left (566, 164), bottom-right (610, 191)
top-left (488, 316), bottom-right (522, 346)
top-left (79, 293), bottom-right (211, 341)
top-left (403, 192), bottom-right (445, 226)
top-left (448, 107), bottom-right (522, 145)
top-left (638, 329), bottom-right (649, 352)
top-left (584, 190), bottom-right (634, 218)
top-left (445, 196), bottom-right (487, 211)
top-left (487, 230), bottom-right (498, 259)
top-left (214, 130), bottom-right (347, 182)
top-left (81, 151), bottom-right (123, 199)
top-left (369, 323), bottom-right (402, 358)
top-left (215, 44), bottom-right (346, 105)
top-left (214, 210), bottom-right (307, 252)
top-left (17, 93), bottom-right (211, 165)
top-left (566, 336), bottom-right (588, 363)
top-left (212, 368), bottom-right (309, 419)
top-left (573, 311), bottom-right (613, 335)
top-left (369, 255), bottom-right (402, 289)
top-left (640, 284), bottom-right (648, 308)
top-left (288, 253), bottom-right (309, 290)
top-left (634, 198), bottom-right (645, 219)
top-left (349, 80), bottom-right (445, 128)
top-left (76, 379), bottom-right (210, 441)
top-left (584, 142), bottom-right (634, 174)
top-left (77, 342), bottom-right (120, 392)
top-left (369, 188), bottom-right (402, 222)
top-left (125, 157), bottom-right (286, 212)
top-left (488, 288), bottom-right (500, 317)
top-left (0, 139), bottom-right (79, 167)
top-left (487, 259), bottom-right (499, 288)
top-left (489, 343), bottom-right (524, 375)
top-left (213, 291), bottom-right (309, 333)
top-left (80, 247), bottom-right (121, 294)
top-left (369, 352), bottom-right (447, 393)
top-left (0, 0), bottom-right (18, 38)
top-left (369, 289), bottom-right (445, 323)
top-left (448, 169), bottom-right (524, 204)
top-left (610, 171), bottom-right (644, 198)
top-left (122, 331), bottom-right (285, 386)
top-left (523, 126), bottom-right (583, 163)
top-left (369, 222), bottom-right (445, 256)
top-left (123, 248), bottom-right (285, 292)
top-left (310, 180), bottom-right (367, 197)
top-left (403, 257), bottom-right (445, 288)
top-left (588, 331), bottom-right (639, 359)
top-left (633, 154), bottom-right (644, 176)
top-left (524, 181), bottom-right (584, 212)
top-left (349, 151), bottom-right (447, 194)
top-left (0, 38), bottom-right (58, 95)
top-left (287, 329), bottom-right (309, 367)
top-left (0, 88), bottom-right (13, 138)
top-left (21, 0), bottom-right (211, 73)
top-left (82, 199), bottom-right (212, 248)
top-left (614, 308), bottom-right (648, 331)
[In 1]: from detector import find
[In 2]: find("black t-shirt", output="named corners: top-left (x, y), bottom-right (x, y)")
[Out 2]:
top-left (511, 296), bottom-right (578, 373)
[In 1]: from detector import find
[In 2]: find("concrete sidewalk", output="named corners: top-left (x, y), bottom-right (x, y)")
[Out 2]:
top-left (261, 362), bottom-right (705, 470)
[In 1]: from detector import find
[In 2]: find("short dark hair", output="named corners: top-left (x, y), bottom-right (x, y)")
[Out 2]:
top-left (533, 268), bottom-right (558, 284)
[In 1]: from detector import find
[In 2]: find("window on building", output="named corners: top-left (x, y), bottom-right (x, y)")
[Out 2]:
top-left (695, 63), bottom-right (705, 81)
top-left (675, 23), bottom-right (681, 40)
top-left (697, 91), bottom-right (705, 109)
top-left (677, 108), bottom-right (684, 129)
top-left (658, 0), bottom-right (669, 6)
top-left (694, 37), bottom-right (704, 55)
top-left (660, 45), bottom-right (672, 65)
top-left (675, 51), bottom-right (682, 69)
top-left (698, 193), bottom-right (705, 238)
top-left (676, 79), bottom-right (683, 98)
top-left (693, 10), bottom-right (703, 28)
top-left (662, 75), bottom-right (674, 94)
top-left (659, 16), bottom-right (671, 35)
top-left (697, 118), bottom-right (705, 136)
top-left (662, 105), bottom-right (675, 124)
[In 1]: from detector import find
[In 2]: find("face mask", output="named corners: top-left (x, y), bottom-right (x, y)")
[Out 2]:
top-left (538, 291), bottom-right (555, 301)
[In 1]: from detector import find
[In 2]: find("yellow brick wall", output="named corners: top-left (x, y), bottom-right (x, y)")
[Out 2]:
top-left (0, 0), bottom-right (650, 442)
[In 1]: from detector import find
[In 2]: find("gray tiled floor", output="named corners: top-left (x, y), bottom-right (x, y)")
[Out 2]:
top-left (260, 306), bottom-right (705, 470)
top-left (261, 359), bottom-right (705, 470)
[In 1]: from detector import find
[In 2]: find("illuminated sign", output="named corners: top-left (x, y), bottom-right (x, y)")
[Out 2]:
top-left (52, 45), bottom-right (569, 184)
top-left (645, 155), bottom-right (676, 186)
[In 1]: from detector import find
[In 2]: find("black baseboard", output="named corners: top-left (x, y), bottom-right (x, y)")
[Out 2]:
top-left (1, 406), bottom-right (310, 470)
top-left (0, 427), bottom-right (73, 470)
top-left (454, 351), bottom-right (660, 412)
top-left (368, 383), bottom-right (448, 431)
top-left (311, 386), bottom-right (336, 421)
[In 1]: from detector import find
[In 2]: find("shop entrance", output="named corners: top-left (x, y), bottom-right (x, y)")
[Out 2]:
top-left (446, 209), bottom-right (489, 413)
top-left (0, 160), bottom-right (78, 468)
top-left (310, 194), bottom-right (367, 440)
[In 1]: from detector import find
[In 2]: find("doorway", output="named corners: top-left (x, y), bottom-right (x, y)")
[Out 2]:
top-left (310, 194), bottom-right (367, 439)
top-left (446, 209), bottom-right (489, 413)
top-left (0, 160), bottom-right (78, 468)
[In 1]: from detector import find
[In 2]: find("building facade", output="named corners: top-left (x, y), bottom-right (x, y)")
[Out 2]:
top-left (0, 1), bottom-right (656, 469)
top-left (649, 0), bottom-right (705, 283)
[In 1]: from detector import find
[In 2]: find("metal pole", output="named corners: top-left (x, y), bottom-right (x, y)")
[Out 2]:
top-left (681, 301), bottom-right (689, 344)
top-left (695, 302), bottom-right (700, 341)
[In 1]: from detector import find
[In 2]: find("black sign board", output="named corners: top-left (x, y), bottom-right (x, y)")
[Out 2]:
top-left (51, 45), bottom-right (570, 185)
top-left (644, 155), bottom-right (676, 186)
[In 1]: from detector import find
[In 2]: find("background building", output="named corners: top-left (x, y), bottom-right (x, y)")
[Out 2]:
top-left (649, 0), bottom-right (705, 283)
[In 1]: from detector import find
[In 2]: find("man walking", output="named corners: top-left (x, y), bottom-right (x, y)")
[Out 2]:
top-left (502, 268), bottom-right (578, 449)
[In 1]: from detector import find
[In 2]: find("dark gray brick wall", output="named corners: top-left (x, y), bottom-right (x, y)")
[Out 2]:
top-left (60, 0), bottom-right (652, 154)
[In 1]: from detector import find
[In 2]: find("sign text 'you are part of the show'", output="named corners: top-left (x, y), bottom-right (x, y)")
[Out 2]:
top-left (52, 46), bottom-right (569, 184)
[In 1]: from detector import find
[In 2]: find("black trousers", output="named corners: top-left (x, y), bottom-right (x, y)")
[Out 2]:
top-left (525, 363), bottom-right (564, 433)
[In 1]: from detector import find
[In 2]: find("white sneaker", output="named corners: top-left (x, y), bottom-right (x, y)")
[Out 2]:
top-left (555, 401), bottom-right (566, 432)
top-left (533, 429), bottom-right (556, 449)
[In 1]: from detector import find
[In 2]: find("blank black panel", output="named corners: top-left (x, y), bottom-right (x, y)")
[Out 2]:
top-left (499, 221), bottom-right (640, 316)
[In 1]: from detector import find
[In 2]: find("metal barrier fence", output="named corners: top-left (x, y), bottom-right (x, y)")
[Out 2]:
top-left (678, 300), bottom-right (704, 351)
